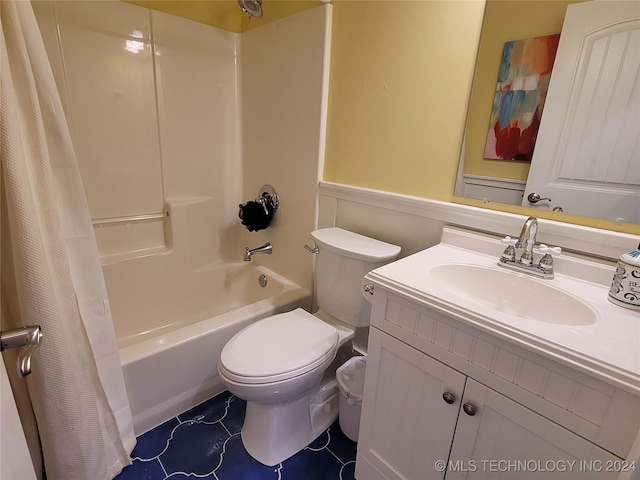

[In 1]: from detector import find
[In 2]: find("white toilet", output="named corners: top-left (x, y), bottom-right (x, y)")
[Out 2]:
top-left (218, 227), bottom-right (400, 466)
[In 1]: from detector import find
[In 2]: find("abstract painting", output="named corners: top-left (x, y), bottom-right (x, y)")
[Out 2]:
top-left (484, 34), bottom-right (561, 161)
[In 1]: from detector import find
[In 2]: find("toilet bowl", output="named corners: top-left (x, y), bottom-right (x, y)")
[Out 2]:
top-left (218, 228), bottom-right (400, 466)
top-left (219, 308), bottom-right (345, 402)
top-left (218, 308), bottom-right (353, 466)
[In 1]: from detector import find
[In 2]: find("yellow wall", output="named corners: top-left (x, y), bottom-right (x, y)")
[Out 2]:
top-left (323, 0), bottom-right (638, 234)
top-left (464, 0), bottom-right (586, 181)
top-left (323, 0), bottom-right (484, 200)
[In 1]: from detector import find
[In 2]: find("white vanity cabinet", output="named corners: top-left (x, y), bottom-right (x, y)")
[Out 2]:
top-left (355, 289), bottom-right (638, 480)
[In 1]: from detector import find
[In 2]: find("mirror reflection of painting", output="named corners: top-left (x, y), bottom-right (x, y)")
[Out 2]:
top-left (484, 34), bottom-right (560, 161)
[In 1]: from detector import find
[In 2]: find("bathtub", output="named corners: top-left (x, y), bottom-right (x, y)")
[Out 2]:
top-left (113, 262), bottom-right (310, 435)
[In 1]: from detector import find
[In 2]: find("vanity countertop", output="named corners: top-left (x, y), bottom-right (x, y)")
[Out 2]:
top-left (366, 226), bottom-right (640, 394)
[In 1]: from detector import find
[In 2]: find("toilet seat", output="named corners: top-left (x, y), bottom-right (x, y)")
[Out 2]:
top-left (219, 308), bottom-right (339, 384)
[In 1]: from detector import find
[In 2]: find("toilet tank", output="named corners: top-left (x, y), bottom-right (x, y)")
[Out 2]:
top-left (310, 228), bottom-right (401, 328)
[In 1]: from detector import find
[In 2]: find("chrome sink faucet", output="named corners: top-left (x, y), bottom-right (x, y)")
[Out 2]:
top-left (243, 242), bottom-right (273, 261)
top-left (515, 216), bottom-right (538, 266)
top-left (498, 217), bottom-right (560, 279)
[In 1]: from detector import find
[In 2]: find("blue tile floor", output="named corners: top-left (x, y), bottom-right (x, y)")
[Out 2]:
top-left (115, 390), bottom-right (357, 480)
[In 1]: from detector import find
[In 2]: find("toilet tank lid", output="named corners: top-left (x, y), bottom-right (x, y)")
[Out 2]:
top-left (311, 228), bottom-right (401, 262)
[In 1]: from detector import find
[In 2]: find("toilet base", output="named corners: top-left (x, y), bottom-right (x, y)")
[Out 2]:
top-left (241, 376), bottom-right (340, 466)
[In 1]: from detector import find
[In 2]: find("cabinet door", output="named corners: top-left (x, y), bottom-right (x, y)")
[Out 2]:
top-left (356, 328), bottom-right (466, 480)
top-left (447, 379), bottom-right (621, 480)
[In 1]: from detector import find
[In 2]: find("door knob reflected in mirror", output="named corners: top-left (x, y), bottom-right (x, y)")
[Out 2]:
top-left (0, 326), bottom-right (42, 377)
top-left (527, 193), bottom-right (552, 204)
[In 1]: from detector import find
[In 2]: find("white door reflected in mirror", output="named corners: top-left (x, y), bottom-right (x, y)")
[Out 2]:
top-left (523, 1), bottom-right (640, 224)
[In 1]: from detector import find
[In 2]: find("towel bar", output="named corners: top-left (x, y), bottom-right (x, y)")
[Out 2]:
top-left (92, 212), bottom-right (167, 227)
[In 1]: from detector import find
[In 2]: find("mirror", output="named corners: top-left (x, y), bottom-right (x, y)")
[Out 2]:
top-left (454, 0), bottom-right (639, 226)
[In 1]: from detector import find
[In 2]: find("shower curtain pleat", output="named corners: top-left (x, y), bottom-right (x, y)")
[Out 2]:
top-left (0, 1), bottom-right (135, 479)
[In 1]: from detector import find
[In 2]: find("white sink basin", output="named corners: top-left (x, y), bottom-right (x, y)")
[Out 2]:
top-left (366, 226), bottom-right (640, 385)
top-left (429, 264), bottom-right (597, 326)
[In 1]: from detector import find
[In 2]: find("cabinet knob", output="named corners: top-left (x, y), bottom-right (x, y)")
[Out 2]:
top-left (442, 392), bottom-right (456, 404)
top-left (463, 402), bottom-right (477, 416)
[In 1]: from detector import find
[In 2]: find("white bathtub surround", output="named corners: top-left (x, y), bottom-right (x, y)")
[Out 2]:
top-left (34, 1), bottom-right (332, 291)
top-left (0, 2), bottom-right (134, 478)
top-left (102, 197), bottom-right (228, 345)
top-left (34, 0), bottom-right (242, 263)
top-left (239, 4), bottom-right (333, 289)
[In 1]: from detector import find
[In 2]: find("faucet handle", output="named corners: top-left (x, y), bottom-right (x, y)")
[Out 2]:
top-left (501, 236), bottom-right (517, 246)
top-left (538, 244), bottom-right (562, 257)
top-left (501, 236), bottom-right (517, 262)
top-left (538, 245), bottom-right (561, 276)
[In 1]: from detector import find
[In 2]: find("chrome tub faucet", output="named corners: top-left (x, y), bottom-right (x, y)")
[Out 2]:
top-left (498, 217), bottom-right (560, 279)
top-left (243, 242), bottom-right (273, 261)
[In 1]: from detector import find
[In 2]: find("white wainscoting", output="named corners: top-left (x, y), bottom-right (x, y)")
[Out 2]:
top-left (460, 174), bottom-right (526, 205)
top-left (317, 181), bottom-right (637, 261)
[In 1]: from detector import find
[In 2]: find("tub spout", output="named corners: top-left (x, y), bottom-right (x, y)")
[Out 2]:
top-left (243, 242), bottom-right (273, 261)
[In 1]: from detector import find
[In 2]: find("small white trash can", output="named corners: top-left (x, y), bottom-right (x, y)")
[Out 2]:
top-left (336, 356), bottom-right (366, 442)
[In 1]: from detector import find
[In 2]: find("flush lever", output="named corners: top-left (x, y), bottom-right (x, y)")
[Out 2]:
top-left (0, 326), bottom-right (43, 377)
top-left (304, 244), bottom-right (319, 254)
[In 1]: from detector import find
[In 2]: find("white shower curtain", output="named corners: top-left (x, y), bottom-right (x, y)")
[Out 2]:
top-left (0, 1), bottom-right (135, 478)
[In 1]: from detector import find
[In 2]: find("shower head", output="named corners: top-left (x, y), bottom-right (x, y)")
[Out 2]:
top-left (238, 0), bottom-right (263, 18)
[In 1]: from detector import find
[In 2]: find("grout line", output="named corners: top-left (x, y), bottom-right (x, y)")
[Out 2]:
top-left (132, 416), bottom-right (185, 463)
top-left (326, 446), bottom-right (346, 466)
top-left (159, 457), bottom-right (169, 479)
top-left (275, 462), bottom-right (283, 480)
top-left (220, 421), bottom-right (232, 437)
top-left (305, 429), bottom-right (331, 452)
top-left (339, 460), bottom-right (356, 480)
